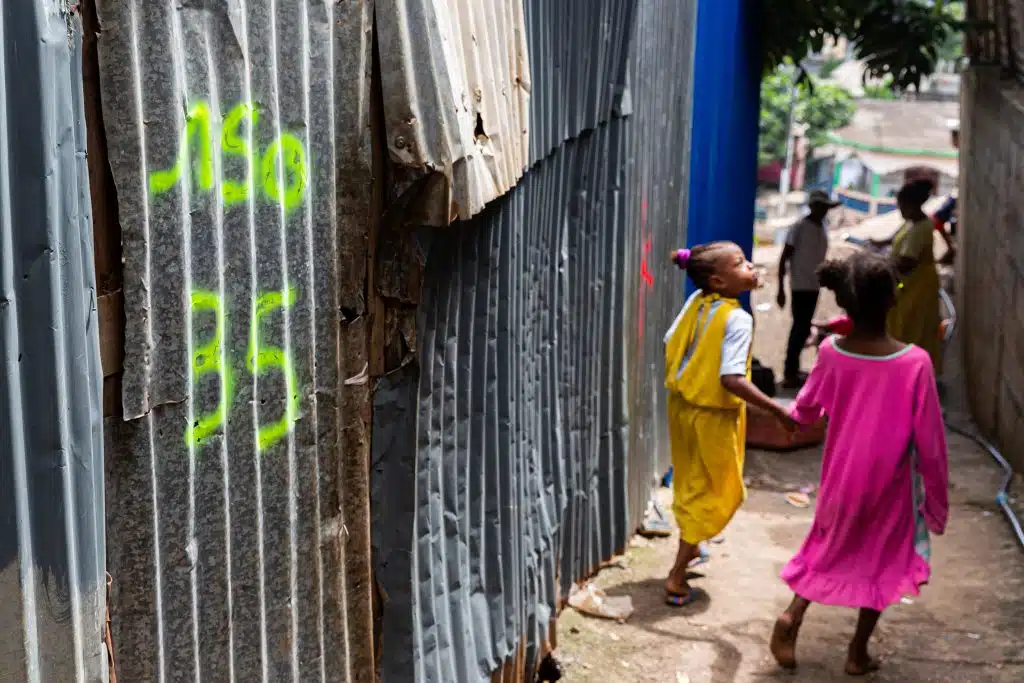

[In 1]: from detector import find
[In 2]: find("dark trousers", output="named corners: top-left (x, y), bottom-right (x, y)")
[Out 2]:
top-left (785, 290), bottom-right (819, 379)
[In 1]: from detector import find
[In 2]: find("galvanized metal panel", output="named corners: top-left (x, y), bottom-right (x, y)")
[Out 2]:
top-left (0, 4), bottom-right (107, 682)
top-left (93, 0), bottom-right (375, 680)
top-left (372, 1), bottom-right (697, 680)
top-left (376, 0), bottom-right (532, 222)
top-left (623, 0), bottom-right (699, 533)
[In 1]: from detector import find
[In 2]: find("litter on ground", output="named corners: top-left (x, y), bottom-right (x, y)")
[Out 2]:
top-left (567, 582), bottom-right (635, 622)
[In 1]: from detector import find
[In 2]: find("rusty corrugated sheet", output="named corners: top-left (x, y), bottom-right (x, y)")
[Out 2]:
top-left (92, 0), bottom-right (375, 680)
top-left (0, 3), bottom-right (107, 682)
top-left (371, 1), bottom-right (697, 681)
top-left (376, 0), bottom-right (531, 223)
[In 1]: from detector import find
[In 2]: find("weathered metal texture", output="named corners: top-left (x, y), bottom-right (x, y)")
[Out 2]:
top-left (371, 1), bottom-right (697, 680)
top-left (968, 0), bottom-right (1024, 74)
top-left (93, 1), bottom-right (375, 681)
top-left (622, 0), bottom-right (699, 535)
top-left (376, 0), bottom-right (531, 223)
top-left (0, 4), bottom-right (107, 682)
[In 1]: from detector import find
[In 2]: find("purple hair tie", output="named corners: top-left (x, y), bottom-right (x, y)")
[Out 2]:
top-left (674, 248), bottom-right (691, 269)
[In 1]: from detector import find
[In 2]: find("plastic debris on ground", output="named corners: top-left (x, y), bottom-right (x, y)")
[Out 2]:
top-left (567, 582), bottom-right (634, 623)
top-left (785, 491), bottom-right (811, 508)
top-left (640, 513), bottom-right (673, 538)
top-left (676, 674), bottom-right (691, 683)
top-left (640, 497), bottom-right (674, 538)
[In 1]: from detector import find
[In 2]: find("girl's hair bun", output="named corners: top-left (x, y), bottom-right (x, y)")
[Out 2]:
top-left (672, 248), bottom-right (691, 270)
top-left (817, 259), bottom-right (848, 292)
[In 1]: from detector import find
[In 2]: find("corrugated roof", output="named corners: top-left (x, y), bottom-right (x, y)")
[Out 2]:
top-left (851, 150), bottom-right (959, 178)
top-left (834, 99), bottom-right (960, 155)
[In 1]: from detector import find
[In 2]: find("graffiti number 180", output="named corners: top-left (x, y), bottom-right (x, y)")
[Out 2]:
top-left (187, 287), bottom-right (300, 452)
top-left (149, 101), bottom-right (308, 213)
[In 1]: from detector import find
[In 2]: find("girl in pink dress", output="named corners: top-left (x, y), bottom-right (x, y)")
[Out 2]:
top-left (769, 251), bottom-right (949, 676)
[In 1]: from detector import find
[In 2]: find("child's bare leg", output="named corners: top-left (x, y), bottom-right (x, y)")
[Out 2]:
top-left (665, 539), bottom-right (699, 595)
top-left (845, 608), bottom-right (882, 675)
top-left (771, 594), bottom-right (812, 669)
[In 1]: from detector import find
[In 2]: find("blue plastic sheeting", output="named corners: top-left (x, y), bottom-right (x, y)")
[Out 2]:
top-left (0, 4), bottom-right (107, 681)
top-left (685, 0), bottom-right (763, 307)
top-left (839, 194), bottom-right (872, 213)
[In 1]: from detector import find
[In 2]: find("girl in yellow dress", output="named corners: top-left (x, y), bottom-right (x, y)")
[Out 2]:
top-left (663, 243), bottom-right (795, 606)
top-left (871, 180), bottom-right (943, 373)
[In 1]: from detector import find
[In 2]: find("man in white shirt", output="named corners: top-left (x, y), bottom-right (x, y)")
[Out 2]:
top-left (777, 190), bottom-right (838, 389)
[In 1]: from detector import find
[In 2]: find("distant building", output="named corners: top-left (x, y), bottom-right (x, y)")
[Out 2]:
top-left (807, 99), bottom-right (959, 216)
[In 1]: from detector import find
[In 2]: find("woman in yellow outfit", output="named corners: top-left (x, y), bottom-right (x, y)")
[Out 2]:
top-left (871, 180), bottom-right (943, 373)
top-left (664, 243), bottom-right (795, 606)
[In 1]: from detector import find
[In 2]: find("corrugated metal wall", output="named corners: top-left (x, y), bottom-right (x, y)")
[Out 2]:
top-left (81, 0), bottom-right (698, 680)
top-left (91, 0), bottom-right (375, 680)
top-left (623, 0), bottom-right (701, 533)
top-left (372, 1), bottom-right (697, 680)
top-left (375, 0), bottom-right (531, 222)
top-left (0, 4), bottom-right (107, 682)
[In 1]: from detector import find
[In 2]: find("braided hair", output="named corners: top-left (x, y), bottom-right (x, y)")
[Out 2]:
top-left (671, 241), bottom-right (735, 291)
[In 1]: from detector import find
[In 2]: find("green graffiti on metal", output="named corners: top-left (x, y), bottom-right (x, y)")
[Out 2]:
top-left (150, 101), bottom-right (308, 212)
top-left (187, 290), bottom-right (234, 447)
top-left (248, 288), bottom-right (300, 451)
top-left (187, 286), bottom-right (300, 452)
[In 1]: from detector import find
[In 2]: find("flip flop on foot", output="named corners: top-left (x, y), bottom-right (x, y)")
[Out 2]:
top-left (664, 586), bottom-right (706, 608)
top-left (770, 615), bottom-right (801, 670)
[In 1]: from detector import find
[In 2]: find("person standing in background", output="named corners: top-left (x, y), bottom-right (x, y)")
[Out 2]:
top-left (777, 190), bottom-right (839, 389)
top-left (871, 180), bottom-right (944, 375)
top-left (933, 120), bottom-right (959, 265)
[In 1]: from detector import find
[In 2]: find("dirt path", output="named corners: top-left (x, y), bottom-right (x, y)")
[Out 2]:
top-left (555, 431), bottom-right (1024, 682)
top-left (555, 247), bottom-right (1024, 682)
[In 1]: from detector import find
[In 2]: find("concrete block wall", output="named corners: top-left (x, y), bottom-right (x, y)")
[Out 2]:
top-left (959, 67), bottom-right (1024, 470)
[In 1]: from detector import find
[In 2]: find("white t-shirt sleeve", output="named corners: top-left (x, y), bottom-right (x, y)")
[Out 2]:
top-left (663, 290), bottom-right (700, 344)
top-left (720, 309), bottom-right (753, 376)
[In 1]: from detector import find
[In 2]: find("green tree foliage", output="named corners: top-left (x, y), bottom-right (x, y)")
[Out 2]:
top-left (759, 68), bottom-right (856, 166)
top-left (862, 76), bottom-right (899, 99)
top-left (936, 1), bottom-right (966, 63)
top-left (761, 1), bottom-right (971, 92)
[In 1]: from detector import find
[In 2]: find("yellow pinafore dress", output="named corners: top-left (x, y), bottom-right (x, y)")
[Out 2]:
top-left (664, 293), bottom-right (751, 546)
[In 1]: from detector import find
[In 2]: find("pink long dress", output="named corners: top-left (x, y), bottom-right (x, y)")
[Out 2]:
top-left (781, 336), bottom-right (949, 612)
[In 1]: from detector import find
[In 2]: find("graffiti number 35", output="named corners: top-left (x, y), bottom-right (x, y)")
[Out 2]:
top-left (187, 287), bottom-right (300, 452)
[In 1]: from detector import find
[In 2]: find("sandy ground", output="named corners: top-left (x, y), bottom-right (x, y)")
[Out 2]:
top-left (554, 246), bottom-right (1024, 683)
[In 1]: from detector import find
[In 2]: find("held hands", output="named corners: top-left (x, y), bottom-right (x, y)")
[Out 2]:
top-left (771, 403), bottom-right (799, 434)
